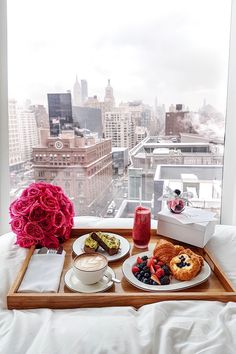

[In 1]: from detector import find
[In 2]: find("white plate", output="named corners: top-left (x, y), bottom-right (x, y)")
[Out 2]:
top-left (64, 266), bottom-right (115, 293)
top-left (72, 233), bottom-right (130, 262)
top-left (122, 251), bottom-right (211, 292)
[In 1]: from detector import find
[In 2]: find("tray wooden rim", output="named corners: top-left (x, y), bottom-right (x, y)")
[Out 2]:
top-left (7, 228), bottom-right (236, 309)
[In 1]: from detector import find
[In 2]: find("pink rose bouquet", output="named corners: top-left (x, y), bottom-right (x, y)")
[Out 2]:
top-left (9, 182), bottom-right (74, 248)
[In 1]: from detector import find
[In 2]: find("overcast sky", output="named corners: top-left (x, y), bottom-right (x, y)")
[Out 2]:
top-left (7, 0), bottom-right (231, 112)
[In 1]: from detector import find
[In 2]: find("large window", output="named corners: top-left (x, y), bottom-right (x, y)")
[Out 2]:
top-left (7, 0), bottom-right (231, 220)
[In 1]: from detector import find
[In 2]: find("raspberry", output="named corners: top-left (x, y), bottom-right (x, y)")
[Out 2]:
top-left (156, 268), bottom-right (165, 278)
top-left (137, 256), bottom-right (143, 264)
top-left (154, 264), bottom-right (161, 270)
top-left (132, 266), bottom-right (139, 273)
top-left (157, 261), bottom-right (164, 266)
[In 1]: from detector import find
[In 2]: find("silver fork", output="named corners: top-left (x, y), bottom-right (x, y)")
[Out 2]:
top-left (48, 247), bottom-right (63, 254)
top-left (48, 248), bottom-right (57, 254)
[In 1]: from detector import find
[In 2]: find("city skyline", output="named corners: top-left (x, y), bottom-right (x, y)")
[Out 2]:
top-left (7, 0), bottom-right (231, 112)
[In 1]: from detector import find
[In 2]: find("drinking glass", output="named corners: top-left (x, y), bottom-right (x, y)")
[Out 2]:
top-left (132, 206), bottom-right (151, 248)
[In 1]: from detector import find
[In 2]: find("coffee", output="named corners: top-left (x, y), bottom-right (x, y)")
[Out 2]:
top-left (75, 254), bottom-right (107, 271)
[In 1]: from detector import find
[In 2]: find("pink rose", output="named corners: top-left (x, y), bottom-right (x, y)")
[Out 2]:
top-left (16, 233), bottom-right (35, 248)
top-left (39, 213), bottom-right (56, 232)
top-left (21, 184), bottom-right (41, 198)
top-left (10, 217), bottom-right (27, 234)
top-left (44, 234), bottom-right (59, 249)
top-left (29, 202), bottom-right (47, 222)
top-left (55, 225), bottom-right (66, 238)
top-left (34, 182), bottom-right (49, 192)
top-left (24, 222), bottom-right (44, 243)
top-left (10, 197), bottom-right (36, 217)
top-left (40, 192), bottom-right (59, 211)
top-left (54, 211), bottom-right (66, 229)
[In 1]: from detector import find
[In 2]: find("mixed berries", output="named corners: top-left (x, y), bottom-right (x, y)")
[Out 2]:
top-left (132, 255), bottom-right (172, 285)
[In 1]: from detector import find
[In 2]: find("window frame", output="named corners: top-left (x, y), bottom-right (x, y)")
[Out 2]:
top-left (221, 0), bottom-right (236, 225)
top-left (0, 0), bottom-right (235, 234)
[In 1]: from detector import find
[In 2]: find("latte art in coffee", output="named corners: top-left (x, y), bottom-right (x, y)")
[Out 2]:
top-left (75, 254), bottom-right (107, 271)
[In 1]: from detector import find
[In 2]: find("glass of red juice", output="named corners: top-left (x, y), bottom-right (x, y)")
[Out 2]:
top-left (132, 206), bottom-right (151, 248)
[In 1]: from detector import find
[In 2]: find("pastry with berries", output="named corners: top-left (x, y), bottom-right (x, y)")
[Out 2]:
top-left (169, 252), bottom-right (202, 281)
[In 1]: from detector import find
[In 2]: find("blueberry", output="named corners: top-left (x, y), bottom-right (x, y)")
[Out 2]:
top-left (143, 266), bottom-right (149, 272)
top-left (143, 278), bottom-right (149, 284)
top-left (177, 263), bottom-right (182, 268)
top-left (160, 276), bottom-right (170, 285)
top-left (186, 263), bottom-right (190, 266)
top-left (152, 280), bottom-right (159, 285)
top-left (142, 256), bottom-right (148, 261)
top-left (136, 274), bottom-right (142, 280)
top-left (134, 272), bottom-right (139, 278)
top-left (144, 272), bottom-right (150, 278)
top-left (140, 270), bottom-right (145, 276)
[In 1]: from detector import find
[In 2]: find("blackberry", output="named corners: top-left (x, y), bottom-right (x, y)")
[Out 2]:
top-left (160, 276), bottom-right (170, 285)
top-left (139, 262), bottom-right (147, 269)
top-left (142, 256), bottom-right (148, 261)
top-left (162, 265), bottom-right (171, 276)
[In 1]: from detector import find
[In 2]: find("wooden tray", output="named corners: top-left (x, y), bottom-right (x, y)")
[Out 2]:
top-left (7, 228), bottom-right (236, 309)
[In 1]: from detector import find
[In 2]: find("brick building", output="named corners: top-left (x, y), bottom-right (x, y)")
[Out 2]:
top-left (165, 104), bottom-right (196, 136)
top-left (32, 129), bottom-right (112, 215)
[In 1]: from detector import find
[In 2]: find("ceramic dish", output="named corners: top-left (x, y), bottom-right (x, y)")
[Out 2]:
top-left (72, 233), bottom-right (130, 262)
top-left (122, 251), bottom-right (211, 292)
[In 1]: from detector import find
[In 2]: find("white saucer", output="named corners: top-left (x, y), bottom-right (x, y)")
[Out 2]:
top-left (72, 233), bottom-right (130, 262)
top-left (64, 266), bottom-right (115, 293)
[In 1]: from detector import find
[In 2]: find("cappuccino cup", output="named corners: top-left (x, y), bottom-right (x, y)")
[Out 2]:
top-left (73, 253), bottom-right (112, 285)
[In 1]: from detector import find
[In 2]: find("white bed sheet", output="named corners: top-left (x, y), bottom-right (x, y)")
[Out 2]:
top-left (0, 226), bottom-right (236, 354)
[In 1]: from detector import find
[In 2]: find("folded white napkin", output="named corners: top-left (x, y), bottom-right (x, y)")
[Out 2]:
top-left (18, 251), bottom-right (66, 293)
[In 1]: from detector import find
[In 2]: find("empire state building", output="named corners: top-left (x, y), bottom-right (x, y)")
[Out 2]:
top-left (73, 75), bottom-right (81, 106)
top-left (104, 79), bottom-right (115, 107)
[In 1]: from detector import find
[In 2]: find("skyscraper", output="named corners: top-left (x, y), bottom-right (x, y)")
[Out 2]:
top-left (47, 93), bottom-right (73, 136)
top-left (104, 79), bottom-right (115, 107)
top-left (73, 76), bottom-right (81, 106)
top-left (8, 99), bottom-right (23, 171)
top-left (18, 107), bottom-right (39, 162)
top-left (81, 79), bottom-right (88, 105)
top-left (105, 110), bottom-right (135, 149)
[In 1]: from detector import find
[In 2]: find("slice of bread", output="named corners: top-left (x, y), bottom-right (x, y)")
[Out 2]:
top-left (83, 235), bottom-right (99, 253)
top-left (90, 232), bottom-right (120, 256)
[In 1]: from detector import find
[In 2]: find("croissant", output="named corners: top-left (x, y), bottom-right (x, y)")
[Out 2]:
top-left (170, 252), bottom-right (202, 281)
top-left (174, 245), bottom-right (185, 254)
top-left (153, 239), bottom-right (177, 264)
